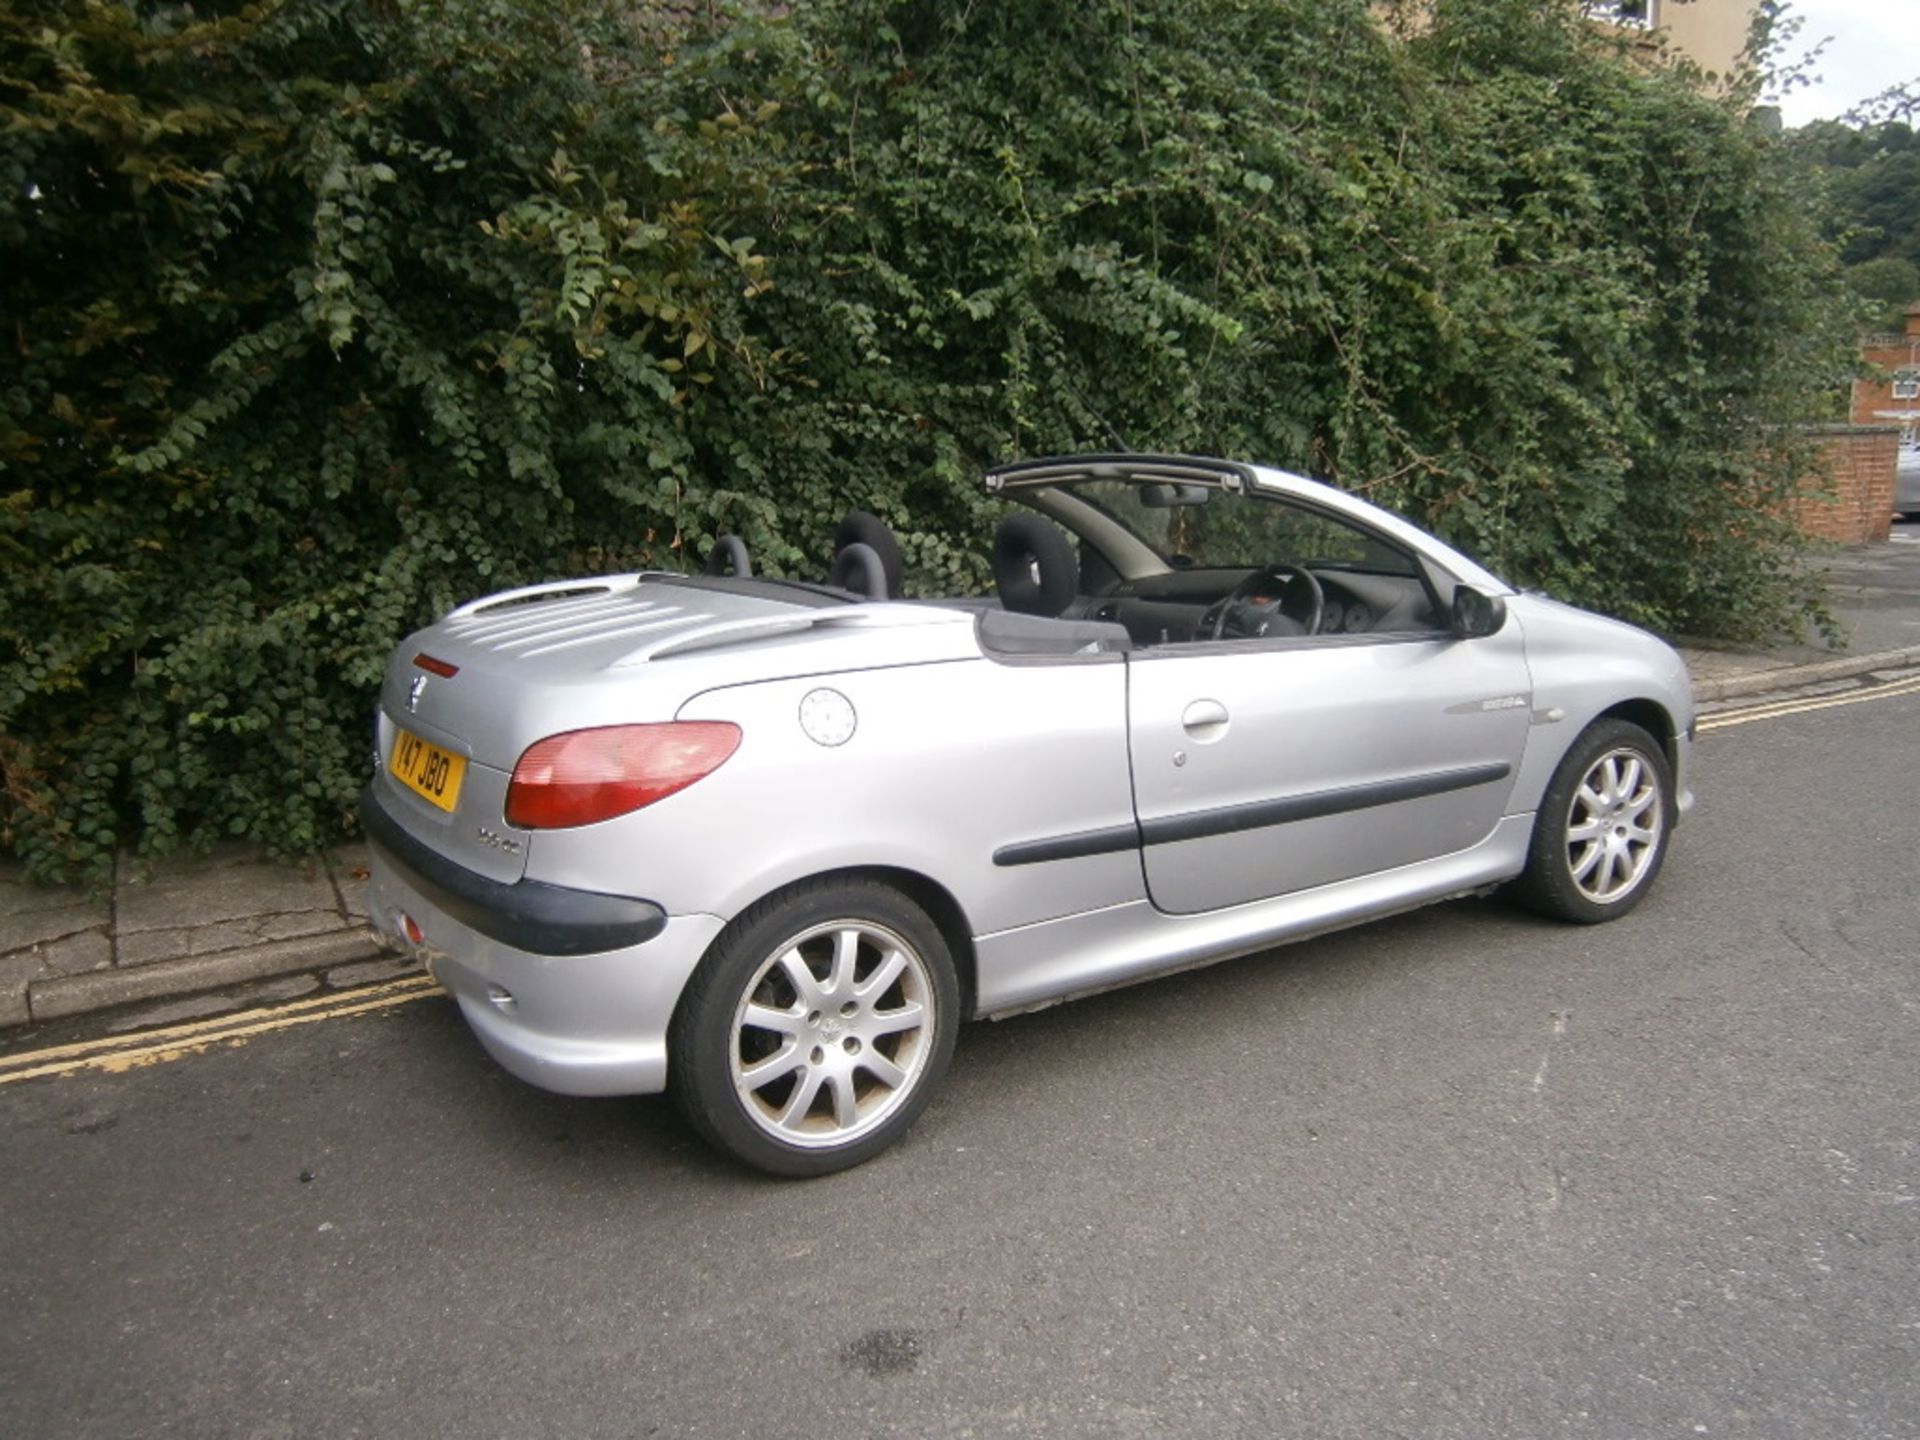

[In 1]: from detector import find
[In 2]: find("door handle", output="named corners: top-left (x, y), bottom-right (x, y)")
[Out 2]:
top-left (1180, 698), bottom-right (1230, 743)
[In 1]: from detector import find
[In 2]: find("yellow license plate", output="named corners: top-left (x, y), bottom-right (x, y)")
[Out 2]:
top-left (389, 727), bottom-right (467, 812)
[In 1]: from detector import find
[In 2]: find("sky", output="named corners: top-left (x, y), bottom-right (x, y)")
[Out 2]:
top-left (1771, 0), bottom-right (1920, 127)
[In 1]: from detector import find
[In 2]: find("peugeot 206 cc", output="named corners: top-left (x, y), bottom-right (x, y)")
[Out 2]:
top-left (363, 454), bottom-right (1694, 1175)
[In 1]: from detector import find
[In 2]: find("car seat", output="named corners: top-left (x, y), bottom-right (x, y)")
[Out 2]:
top-left (992, 513), bottom-right (1079, 617)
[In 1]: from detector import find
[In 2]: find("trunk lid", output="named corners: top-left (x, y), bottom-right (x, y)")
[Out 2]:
top-left (372, 573), bottom-right (982, 885)
top-left (374, 574), bottom-right (839, 883)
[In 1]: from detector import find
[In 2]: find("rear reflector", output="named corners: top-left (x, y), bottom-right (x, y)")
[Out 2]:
top-left (413, 653), bottom-right (460, 678)
top-left (505, 722), bottom-right (742, 830)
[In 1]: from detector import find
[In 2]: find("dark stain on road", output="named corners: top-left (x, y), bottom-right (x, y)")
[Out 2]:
top-left (841, 1328), bottom-right (922, 1378)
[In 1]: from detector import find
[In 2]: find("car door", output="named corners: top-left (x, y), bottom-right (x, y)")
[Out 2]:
top-left (1126, 624), bottom-right (1532, 915)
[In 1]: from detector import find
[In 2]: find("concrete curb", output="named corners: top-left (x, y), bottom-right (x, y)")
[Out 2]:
top-left (26, 929), bottom-right (385, 1023)
top-left (1688, 644), bottom-right (1920, 703)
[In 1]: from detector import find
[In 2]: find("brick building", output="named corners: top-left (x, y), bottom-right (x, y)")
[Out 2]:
top-left (1850, 303), bottom-right (1920, 446)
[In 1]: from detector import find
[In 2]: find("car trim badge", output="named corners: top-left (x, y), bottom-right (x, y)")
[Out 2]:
top-left (407, 675), bottom-right (427, 713)
top-left (1445, 694), bottom-right (1529, 715)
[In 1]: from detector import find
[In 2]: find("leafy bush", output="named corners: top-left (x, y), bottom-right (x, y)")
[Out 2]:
top-left (1, 0), bottom-right (802, 879)
top-left (0, 0), bottom-right (1853, 881)
top-left (757, 0), bottom-right (1852, 627)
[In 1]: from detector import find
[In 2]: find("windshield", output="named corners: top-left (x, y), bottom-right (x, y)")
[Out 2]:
top-left (1033, 479), bottom-right (1418, 575)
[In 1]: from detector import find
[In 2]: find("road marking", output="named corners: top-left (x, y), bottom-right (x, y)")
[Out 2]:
top-left (6, 973), bottom-right (440, 1066)
top-left (0, 976), bottom-right (445, 1087)
top-left (1697, 674), bottom-right (1920, 732)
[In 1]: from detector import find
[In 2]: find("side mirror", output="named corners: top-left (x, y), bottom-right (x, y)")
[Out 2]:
top-left (1450, 586), bottom-right (1507, 639)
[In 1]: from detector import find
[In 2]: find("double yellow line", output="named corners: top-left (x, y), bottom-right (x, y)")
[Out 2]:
top-left (1696, 673), bottom-right (1920, 732)
top-left (0, 974), bottom-right (445, 1087)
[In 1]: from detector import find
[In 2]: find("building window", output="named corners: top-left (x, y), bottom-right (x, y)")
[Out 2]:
top-left (1585, 0), bottom-right (1656, 26)
top-left (1894, 370), bottom-right (1920, 401)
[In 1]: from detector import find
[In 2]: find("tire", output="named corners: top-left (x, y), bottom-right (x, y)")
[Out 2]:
top-left (1512, 718), bottom-right (1674, 924)
top-left (669, 878), bottom-right (959, 1177)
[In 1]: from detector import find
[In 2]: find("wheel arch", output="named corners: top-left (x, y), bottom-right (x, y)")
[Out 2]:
top-left (673, 865), bottom-right (981, 1032)
top-left (1593, 697), bottom-right (1680, 768)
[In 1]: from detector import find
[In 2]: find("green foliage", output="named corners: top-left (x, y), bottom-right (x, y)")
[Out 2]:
top-left (1845, 257), bottom-right (1920, 332)
top-left (0, 0), bottom-right (798, 880)
top-left (754, 0), bottom-right (1849, 629)
top-left (1791, 112), bottom-right (1920, 326)
top-left (1, 0), bottom-right (1855, 881)
top-left (1793, 117), bottom-right (1920, 263)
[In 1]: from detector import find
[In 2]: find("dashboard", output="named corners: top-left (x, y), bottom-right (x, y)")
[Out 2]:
top-left (1081, 565), bottom-right (1442, 646)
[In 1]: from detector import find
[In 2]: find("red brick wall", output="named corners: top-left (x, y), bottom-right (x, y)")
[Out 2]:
top-left (1791, 426), bottom-right (1900, 544)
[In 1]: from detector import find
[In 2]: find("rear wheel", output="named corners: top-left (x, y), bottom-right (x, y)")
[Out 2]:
top-left (670, 879), bottom-right (958, 1177)
top-left (1513, 718), bottom-right (1673, 924)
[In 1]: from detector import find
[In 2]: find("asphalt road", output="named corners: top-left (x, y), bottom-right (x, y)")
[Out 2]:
top-left (3, 686), bottom-right (1916, 1440)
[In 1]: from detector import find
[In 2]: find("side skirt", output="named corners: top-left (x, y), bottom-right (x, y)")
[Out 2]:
top-left (971, 814), bottom-right (1534, 1019)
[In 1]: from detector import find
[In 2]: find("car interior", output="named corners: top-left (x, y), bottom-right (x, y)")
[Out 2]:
top-left (699, 477), bottom-right (1450, 657)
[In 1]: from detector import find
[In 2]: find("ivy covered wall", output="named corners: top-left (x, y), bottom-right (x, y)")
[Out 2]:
top-left (0, 0), bottom-right (1853, 879)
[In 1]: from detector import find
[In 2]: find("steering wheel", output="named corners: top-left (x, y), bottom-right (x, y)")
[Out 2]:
top-left (1207, 563), bottom-right (1324, 640)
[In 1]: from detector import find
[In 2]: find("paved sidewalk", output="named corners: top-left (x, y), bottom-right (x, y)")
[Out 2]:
top-left (1684, 532), bottom-right (1920, 702)
top-left (1, 844), bottom-right (407, 1033)
top-left (1686, 639), bottom-right (1920, 703)
top-left (6, 531), bottom-right (1919, 1035)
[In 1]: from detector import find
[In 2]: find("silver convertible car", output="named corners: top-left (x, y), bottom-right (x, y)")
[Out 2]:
top-left (363, 454), bottom-right (1694, 1175)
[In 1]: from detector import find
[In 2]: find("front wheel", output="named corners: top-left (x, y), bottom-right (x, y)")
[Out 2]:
top-left (1512, 718), bottom-right (1674, 924)
top-left (669, 879), bottom-right (959, 1177)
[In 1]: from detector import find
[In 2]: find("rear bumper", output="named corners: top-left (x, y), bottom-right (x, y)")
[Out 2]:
top-left (362, 794), bottom-right (723, 1097)
top-left (361, 784), bottom-right (667, 956)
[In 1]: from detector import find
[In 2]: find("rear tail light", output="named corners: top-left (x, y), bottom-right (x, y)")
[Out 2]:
top-left (504, 722), bottom-right (742, 829)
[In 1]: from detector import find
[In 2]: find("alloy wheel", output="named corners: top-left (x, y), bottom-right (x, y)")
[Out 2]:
top-left (1565, 746), bottom-right (1664, 904)
top-left (729, 919), bottom-right (935, 1149)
